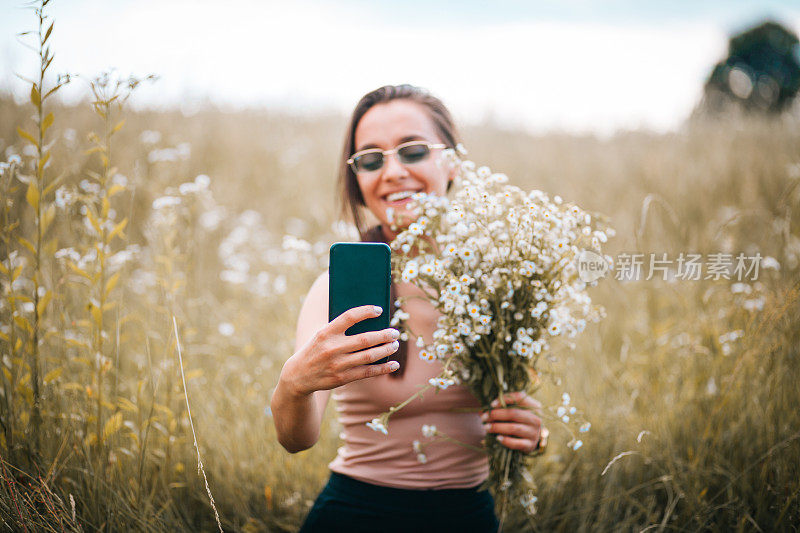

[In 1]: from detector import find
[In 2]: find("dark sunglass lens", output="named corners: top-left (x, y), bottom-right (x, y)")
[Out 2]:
top-left (398, 144), bottom-right (430, 164)
top-left (356, 152), bottom-right (383, 172)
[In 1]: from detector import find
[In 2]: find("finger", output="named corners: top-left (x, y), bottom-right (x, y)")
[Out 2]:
top-left (330, 305), bottom-right (383, 335)
top-left (484, 408), bottom-right (541, 428)
top-left (495, 435), bottom-right (537, 453)
top-left (341, 340), bottom-right (400, 371)
top-left (490, 391), bottom-right (525, 407)
top-left (491, 391), bottom-right (540, 409)
top-left (483, 421), bottom-right (540, 442)
top-left (340, 357), bottom-right (400, 383)
top-left (340, 328), bottom-right (399, 354)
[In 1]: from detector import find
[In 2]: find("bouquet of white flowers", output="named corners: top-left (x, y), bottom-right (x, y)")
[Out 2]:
top-left (366, 145), bottom-right (614, 525)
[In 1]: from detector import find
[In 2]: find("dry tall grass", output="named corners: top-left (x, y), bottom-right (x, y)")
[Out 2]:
top-left (1, 3), bottom-right (799, 531)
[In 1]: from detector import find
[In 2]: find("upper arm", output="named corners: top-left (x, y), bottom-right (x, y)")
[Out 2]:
top-left (295, 270), bottom-right (332, 420)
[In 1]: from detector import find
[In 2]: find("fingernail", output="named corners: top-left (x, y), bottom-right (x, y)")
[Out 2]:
top-left (480, 412), bottom-right (489, 422)
top-left (390, 340), bottom-right (399, 351)
top-left (482, 423), bottom-right (490, 432)
top-left (388, 361), bottom-right (400, 371)
top-left (491, 399), bottom-right (499, 408)
top-left (373, 306), bottom-right (383, 314)
top-left (497, 435), bottom-right (504, 441)
top-left (389, 329), bottom-right (400, 339)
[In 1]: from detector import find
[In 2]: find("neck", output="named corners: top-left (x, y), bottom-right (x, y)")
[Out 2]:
top-left (380, 224), bottom-right (398, 243)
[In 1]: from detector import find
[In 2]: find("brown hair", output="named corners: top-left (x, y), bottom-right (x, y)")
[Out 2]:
top-left (339, 84), bottom-right (461, 378)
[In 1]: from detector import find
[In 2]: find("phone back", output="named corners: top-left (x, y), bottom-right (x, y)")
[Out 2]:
top-left (328, 243), bottom-right (391, 358)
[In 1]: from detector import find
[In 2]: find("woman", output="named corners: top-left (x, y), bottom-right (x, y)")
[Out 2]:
top-left (271, 84), bottom-right (545, 532)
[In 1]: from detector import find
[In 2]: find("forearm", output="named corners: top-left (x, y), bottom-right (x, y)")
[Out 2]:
top-left (271, 364), bottom-right (321, 453)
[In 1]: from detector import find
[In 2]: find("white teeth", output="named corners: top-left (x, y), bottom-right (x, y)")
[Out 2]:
top-left (385, 190), bottom-right (418, 202)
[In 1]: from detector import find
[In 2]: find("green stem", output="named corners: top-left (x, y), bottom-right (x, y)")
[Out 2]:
top-left (433, 432), bottom-right (486, 454)
top-left (30, 0), bottom-right (49, 460)
top-left (387, 384), bottom-right (433, 420)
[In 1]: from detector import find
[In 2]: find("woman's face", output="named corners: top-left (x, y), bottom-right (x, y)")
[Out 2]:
top-left (353, 99), bottom-right (454, 238)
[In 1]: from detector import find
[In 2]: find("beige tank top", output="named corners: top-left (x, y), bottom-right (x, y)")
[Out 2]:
top-left (327, 281), bottom-right (489, 490)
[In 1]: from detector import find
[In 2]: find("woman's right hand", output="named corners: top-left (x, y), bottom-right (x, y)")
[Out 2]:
top-left (282, 304), bottom-right (401, 397)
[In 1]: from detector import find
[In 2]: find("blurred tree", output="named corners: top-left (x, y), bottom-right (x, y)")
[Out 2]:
top-left (700, 20), bottom-right (800, 113)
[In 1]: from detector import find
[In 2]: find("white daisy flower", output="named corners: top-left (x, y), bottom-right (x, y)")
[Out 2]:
top-left (401, 261), bottom-right (419, 282)
top-left (420, 263), bottom-right (436, 276)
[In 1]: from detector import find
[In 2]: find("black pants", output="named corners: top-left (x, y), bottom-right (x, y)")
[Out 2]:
top-left (298, 471), bottom-right (500, 533)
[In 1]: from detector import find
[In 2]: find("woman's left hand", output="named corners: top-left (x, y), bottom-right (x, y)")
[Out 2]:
top-left (481, 391), bottom-right (543, 454)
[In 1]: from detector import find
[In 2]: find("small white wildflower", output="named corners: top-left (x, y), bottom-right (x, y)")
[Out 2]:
top-left (458, 247), bottom-right (475, 261)
top-left (421, 424), bottom-right (436, 438)
top-left (428, 377), bottom-right (454, 390)
top-left (55, 187), bottom-right (75, 208)
top-left (420, 263), bottom-right (436, 276)
top-left (443, 243), bottom-right (458, 257)
top-left (743, 297), bottom-right (765, 312)
top-left (195, 174), bottom-right (211, 188)
top-left (418, 349), bottom-right (435, 362)
top-left (730, 282), bottom-right (751, 294)
top-left (152, 196), bottom-right (181, 210)
top-left (179, 181), bottom-right (202, 195)
top-left (366, 418), bottom-right (388, 435)
top-left (761, 256), bottom-right (780, 270)
top-left (401, 261), bottom-right (419, 282)
top-left (140, 130), bottom-right (162, 144)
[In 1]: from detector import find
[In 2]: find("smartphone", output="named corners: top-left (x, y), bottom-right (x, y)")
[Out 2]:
top-left (328, 242), bottom-right (391, 365)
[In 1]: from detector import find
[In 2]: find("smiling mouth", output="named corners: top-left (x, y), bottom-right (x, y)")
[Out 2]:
top-left (383, 190), bottom-right (422, 202)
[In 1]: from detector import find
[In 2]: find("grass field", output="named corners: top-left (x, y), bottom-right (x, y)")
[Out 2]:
top-left (1, 5), bottom-right (800, 532)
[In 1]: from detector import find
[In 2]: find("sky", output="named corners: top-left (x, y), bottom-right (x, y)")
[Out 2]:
top-left (1, 0), bottom-right (799, 135)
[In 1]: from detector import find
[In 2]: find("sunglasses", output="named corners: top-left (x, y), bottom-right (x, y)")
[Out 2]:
top-left (347, 140), bottom-right (446, 174)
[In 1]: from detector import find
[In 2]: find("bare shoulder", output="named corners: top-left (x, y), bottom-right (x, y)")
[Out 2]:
top-left (309, 270), bottom-right (328, 298)
top-left (303, 270), bottom-right (329, 313)
top-left (295, 270), bottom-right (329, 351)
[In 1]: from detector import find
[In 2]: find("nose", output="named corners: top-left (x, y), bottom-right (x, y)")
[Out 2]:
top-left (380, 151), bottom-right (410, 181)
